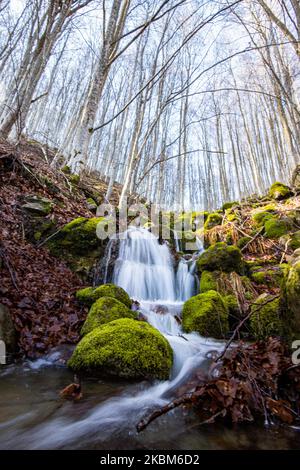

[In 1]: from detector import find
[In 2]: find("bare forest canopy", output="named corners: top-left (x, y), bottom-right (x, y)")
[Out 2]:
top-left (0, 0), bottom-right (299, 210)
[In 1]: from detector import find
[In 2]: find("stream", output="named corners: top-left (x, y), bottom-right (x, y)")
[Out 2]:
top-left (0, 227), bottom-right (299, 449)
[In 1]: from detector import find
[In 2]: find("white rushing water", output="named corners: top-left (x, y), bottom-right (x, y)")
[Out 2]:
top-left (0, 226), bottom-right (223, 449)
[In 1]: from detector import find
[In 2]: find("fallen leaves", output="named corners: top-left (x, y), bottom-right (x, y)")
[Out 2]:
top-left (137, 338), bottom-right (300, 431)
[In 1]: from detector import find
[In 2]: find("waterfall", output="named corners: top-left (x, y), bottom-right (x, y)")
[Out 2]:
top-left (0, 226), bottom-right (223, 450)
top-left (113, 227), bottom-right (177, 301)
top-left (113, 226), bottom-right (201, 302)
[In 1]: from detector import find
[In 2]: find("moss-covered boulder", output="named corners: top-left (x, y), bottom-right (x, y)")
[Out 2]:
top-left (22, 195), bottom-right (53, 216)
top-left (47, 217), bottom-right (112, 279)
top-left (264, 217), bottom-right (293, 239)
top-left (48, 217), bottom-right (105, 255)
top-left (182, 290), bottom-right (229, 338)
top-left (250, 265), bottom-right (285, 288)
top-left (68, 318), bottom-right (173, 380)
top-left (250, 294), bottom-right (282, 340)
top-left (76, 283), bottom-right (132, 308)
top-left (268, 182), bottom-right (292, 200)
top-left (204, 213), bottom-right (223, 230)
top-left (197, 242), bottom-right (244, 274)
top-left (237, 236), bottom-right (251, 249)
top-left (279, 231), bottom-right (300, 251)
top-left (222, 201), bottom-right (238, 211)
top-left (252, 205), bottom-right (276, 226)
top-left (81, 297), bottom-right (136, 335)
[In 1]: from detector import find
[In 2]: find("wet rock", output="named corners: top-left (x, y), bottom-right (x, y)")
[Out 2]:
top-left (22, 195), bottom-right (53, 215)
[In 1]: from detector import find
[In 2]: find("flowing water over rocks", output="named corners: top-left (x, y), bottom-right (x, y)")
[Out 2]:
top-left (0, 227), bottom-right (299, 449)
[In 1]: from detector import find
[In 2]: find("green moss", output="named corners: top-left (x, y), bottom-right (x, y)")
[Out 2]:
top-left (224, 294), bottom-right (240, 316)
top-left (22, 196), bottom-right (53, 216)
top-left (250, 294), bottom-right (282, 340)
top-left (48, 217), bottom-right (105, 255)
top-left (68, 318), bottom-right (173, 380)
top-left (61, 165), bottom-right (71, 174)
top-left (237, 236), bottom-right (251, 249)
top-left (268, 182), bottom-right (292, 200)
top-left (76, 283), bottom-right (132, 308)
top-left (69, 174), bottom-right (80, 185)
top-left (200, 271), bottom-right (218, 292)
top-left (222, 201), bottom-right (238, 211)
top-left (250, 265), bottom-right (286, 288)
top-left (204, 213), bottom-right (223, 230)
top-left (197, 242), bottom-right (244, 274)
top-left (182, 290), bottom-right (229, 338)
top-left (86, 197), bottom-right (97, 211)
top-left (264, 217), bottom-right (292, 239)
top-left (81, 297), bottom-right (136, 335)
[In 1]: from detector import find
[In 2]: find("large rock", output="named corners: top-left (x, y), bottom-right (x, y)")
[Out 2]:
top-left (264, 217), bottom-right (293, 239)
top-left (68, 318), bottom-right (173, 380)
top-left (197, 242), bottom-right (244, 274)
top-left (268, 182), bottom-right (292, 200)
top-left (182, 290), bottom-right (229, 338)
top-left (76, 283), bottom-right (132, 308)
top-left (0, 304), bottom-right (17, 354)
top-left (47, 217), bottom-right (112, 279)
top-left (22, 195), bottom-right (53, 215)
top-left (81, 297), bottom-right (137, 336)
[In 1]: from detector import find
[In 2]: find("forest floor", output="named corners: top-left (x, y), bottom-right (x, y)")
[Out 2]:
top-left (0, 137), bottom-right (124, 356)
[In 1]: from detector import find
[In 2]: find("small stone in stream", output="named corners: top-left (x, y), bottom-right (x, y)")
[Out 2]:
top-left (60, 383), bottom-right (82, 401)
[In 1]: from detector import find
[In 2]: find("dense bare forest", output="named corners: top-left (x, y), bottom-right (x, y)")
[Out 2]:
top-left (1, 0), bottom-right (300, 455)
top-left (0, 0), bottom-right (299, 209)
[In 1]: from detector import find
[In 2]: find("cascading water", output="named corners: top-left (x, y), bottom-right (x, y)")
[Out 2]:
top-left (113, 227), bottom-right (177, 301)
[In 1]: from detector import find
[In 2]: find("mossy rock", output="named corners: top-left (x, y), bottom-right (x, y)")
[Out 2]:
top-left (69, 174), bottom-right (80, 185)
top-left (264, 217), bottom-right (293, 239)
top-left (197, 242), bottom-right (244, 274)
top-left (224, 294), bottom-right (240, 317)
top-left (250, 265), bottom-right (285, 288)
top-left (22, 195), bottom-right (53, 216)
top-left (200, 271), bottom-right (218, 292)
top-left (204, 213), bottom-right (223, 230)
top-left (68, 318), bottom-right (173, 380)
top-left (81, 297), bottom-right (137, 335)
top-left (252, 205), bottom-right (276, 226)
top-left (86, 198), bottom-right (97, 212)
top-left (61, 165), bottom-right (71, 174)
top-left (268, 182), bottom-right (292, 200)
top-left (250, 294), bottom-right (282, 340)
top-left (237, 236), bottom-right (251, 249)
top-left (76, 283), bottom-right (132, 308)
top-left (182, 290), bottom-right (229, 338)
top-left (48, 217), bottom-right (108, 255)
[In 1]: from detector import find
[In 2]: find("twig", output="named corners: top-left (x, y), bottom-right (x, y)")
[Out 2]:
top-left (241, 226), bottom-right (264, 252)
